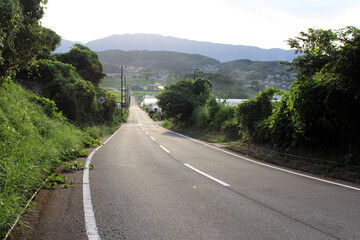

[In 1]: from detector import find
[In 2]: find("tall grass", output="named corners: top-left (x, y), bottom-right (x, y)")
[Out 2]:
top-left (0, 82), bottom-right (90, 237)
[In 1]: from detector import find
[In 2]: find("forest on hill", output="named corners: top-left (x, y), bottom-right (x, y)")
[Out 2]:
top-left (98, 50), bottom-right (220, 73)
top-left (99, 49), bottom-right (294, 98)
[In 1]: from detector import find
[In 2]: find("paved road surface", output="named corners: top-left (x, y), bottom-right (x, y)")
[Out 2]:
top-left (89, 96), bottom-right (360, 239)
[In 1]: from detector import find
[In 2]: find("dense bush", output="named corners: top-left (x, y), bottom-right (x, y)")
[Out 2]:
top-left (27, 59), bottom-right (79, 98)
top-left (279, 27), bottom-right (360, 160)
top-left (31, 95), bottom-right (66, 121)
top-left (55, 80), bottom-right (98, 124)
top-left (267, 94), bottom-right (297, 148)
top-left (0, 0), bottom-right (61, 77)
top-left (157, 78), bottom-right (211, 122)
top-left (235, 88), bottom-right (280, 141)
top-left (192, 94), bottom-right (236, 130)
top-left (25, 59), bottom-right (118, 125)
top-left (54, 44), bottom-right (106, 86)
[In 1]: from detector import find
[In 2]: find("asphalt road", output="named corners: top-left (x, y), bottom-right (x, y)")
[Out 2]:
top-left (89, 96), bottom-right (360, 240)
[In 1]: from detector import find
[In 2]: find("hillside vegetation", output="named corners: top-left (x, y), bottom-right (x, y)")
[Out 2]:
top-left (98, 50), bottom-right (220, 74)
top-left (0, 81), bottom-right (91, 235)
top-left (218, 59), bottom-right (293, 80)
top-left (98, 50), bottom-right (293, 98)
top-left (0, 1), bottom-right (127, 237)
top-left (158, 27), bottom-right (360, 180)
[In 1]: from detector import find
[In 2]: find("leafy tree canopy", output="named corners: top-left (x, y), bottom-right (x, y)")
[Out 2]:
top-left (54, 44), bottom-right (106, 86)
top-left (287, 26), bottom-right (360, 81)
top-left (278, 26), bottom-right (360, 152)
top-left (157, 78), bottom-right (212, 121)
top-left (0, 0), bottom-right (60, 77)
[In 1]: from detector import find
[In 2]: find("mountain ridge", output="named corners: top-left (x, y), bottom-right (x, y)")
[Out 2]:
top-left (98, 49), bottom-right (220, 74)
top-left (56, 33), bottom-right (296, 62)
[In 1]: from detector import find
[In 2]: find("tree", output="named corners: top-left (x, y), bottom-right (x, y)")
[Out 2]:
top-left (26, 59), bottom-right (118, 125)
top-left (235, 88), bottom-right (280, 141)
top-left (157, 78), bottom-right (212, 122)
top-left (286, 28), bottom-right (339, 80)
top-left (27, 59), bottom-right (80, 98)
top-left (276, 26), bottom-right (360, 158)
top-left (55, 80), bottom-right (98, 124)
top-left (0, 0), bottom-right (60, 77)
top-left (55, 44), bottom-right (106, 86)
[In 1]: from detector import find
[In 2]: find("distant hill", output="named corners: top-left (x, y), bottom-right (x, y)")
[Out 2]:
top-left (58, 33), bottom-right (297, 62)
top-left (98, 50), bottom-right (220, 74)
top-left (55, 39), bottom-right (83, 53)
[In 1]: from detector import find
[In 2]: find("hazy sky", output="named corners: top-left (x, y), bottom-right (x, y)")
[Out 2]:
top-left (41, 0), bottom-right (360, 49)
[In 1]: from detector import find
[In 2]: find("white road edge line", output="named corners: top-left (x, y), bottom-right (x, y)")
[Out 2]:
top-left (83, 125), bottom-right (123, 240)
top-left (168, 130), bottom-right (360, 192)
top-left (160, 145), bottom-right (170, 153)
top-left (184, 164), bottom-right (231, 187)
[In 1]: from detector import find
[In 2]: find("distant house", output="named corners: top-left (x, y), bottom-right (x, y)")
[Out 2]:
top-left (142, 95), bottom-right (157, 105)
top-left (149, 103), bottom-right (161, 113)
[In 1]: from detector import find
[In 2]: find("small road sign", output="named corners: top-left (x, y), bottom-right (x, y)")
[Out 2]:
top-left (98, 96), bottom-right (106, 104)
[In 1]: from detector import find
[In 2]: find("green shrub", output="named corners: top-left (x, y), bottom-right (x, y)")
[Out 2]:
top-left (157, 78), bottom-right (211, 122)
top-left (31, 95), bottom-right (66, 121)
top-left (27, 59), bottom-right (80, 99)
top-left (235, 88), bottom-right (280, 140)
top-left (162, 119), bottom-right (174, 129)
top-left (25, 59), bottom-right (118, 126)
top-left (267, 94), bottom-right (298, 148)
top-left (215, 104), bottom-right (236, 130)
top-left (55, 80), bottom-right (98, 124)
top-left (191, 105), bottom-right (207, 128)
top-left (54, 44), bottom-right (106, 86)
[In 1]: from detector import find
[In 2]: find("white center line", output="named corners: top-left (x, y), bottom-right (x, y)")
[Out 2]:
top-left (184, 164), bottom-right (231, 187)
top-left (150, 136), bottom-right (156, 141)
top-left (160, 145), bottom-right (170, 153)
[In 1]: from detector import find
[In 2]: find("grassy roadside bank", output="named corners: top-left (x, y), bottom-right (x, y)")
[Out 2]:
top-left (0, 81), bottom-right (127, 238)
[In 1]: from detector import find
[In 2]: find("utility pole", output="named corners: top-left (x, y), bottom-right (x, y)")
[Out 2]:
top-left (193, 65), bottom-right (196, 80)
top-left (127, 82), bottom-right (130, 109)
top-left (124, 76), bottom-right (127, 110)
top-left (121, 65), bottom-right (123, 116)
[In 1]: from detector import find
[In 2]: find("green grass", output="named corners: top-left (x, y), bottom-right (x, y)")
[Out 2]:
top-left (107, 90), bottom-right (122, 101)
top-left (0, 81), bottom-right (128, 238)
top-left (0, 81), bottom-right (91, 237)
top-left (100, 76), bottom-right (121, 87)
